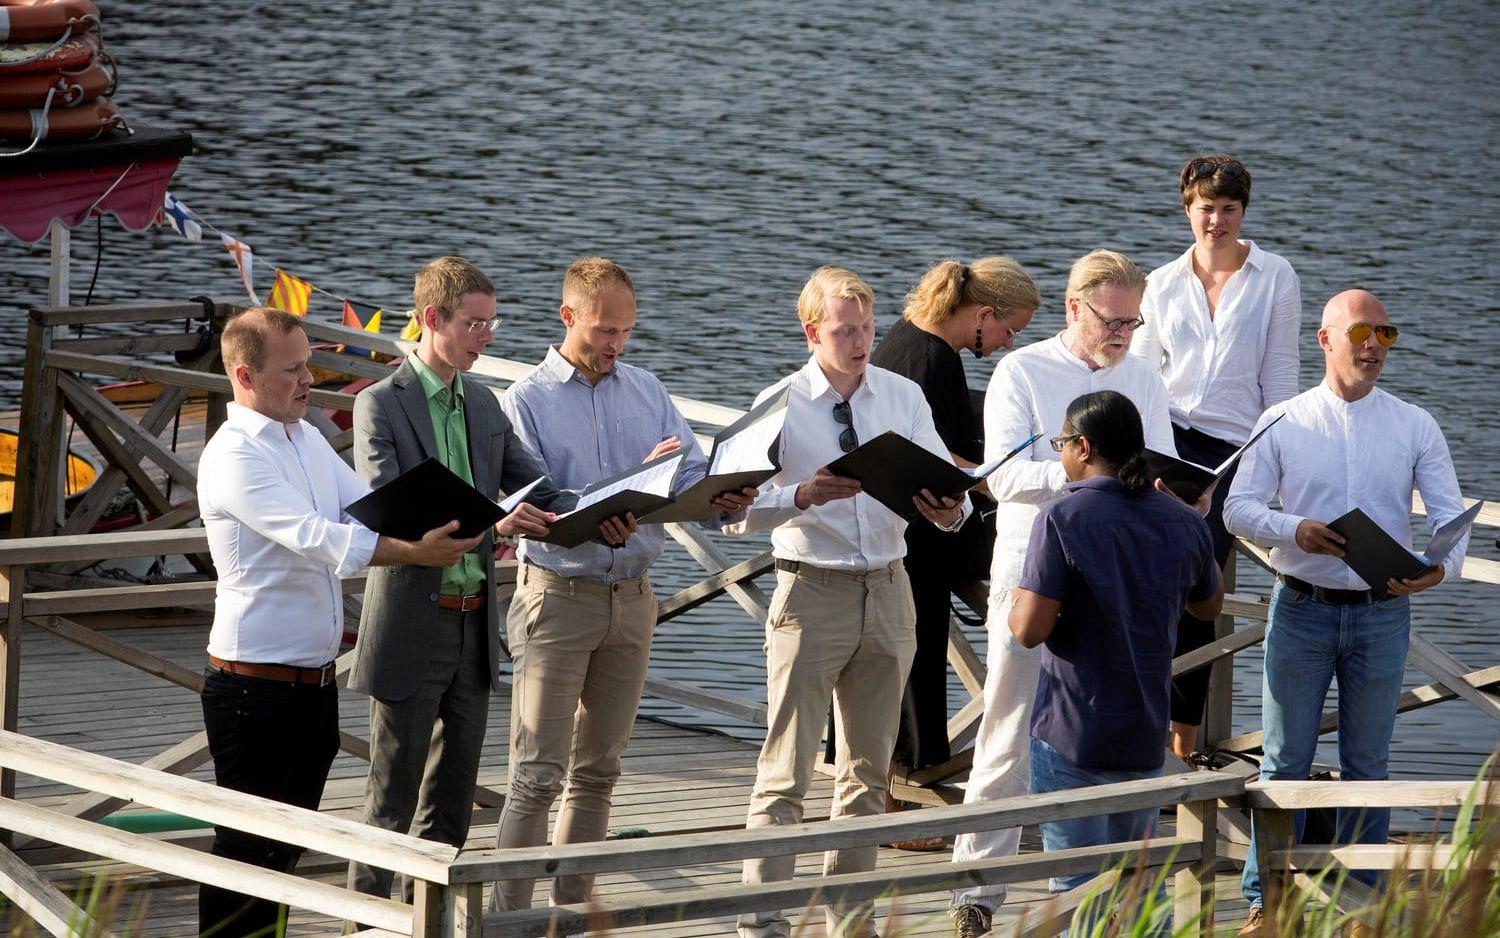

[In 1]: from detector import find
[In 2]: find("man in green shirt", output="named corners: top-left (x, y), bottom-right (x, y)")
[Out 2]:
top-left (347, 257), bottom-right (575, 905)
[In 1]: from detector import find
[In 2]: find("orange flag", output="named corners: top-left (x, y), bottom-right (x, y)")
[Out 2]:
top-left (341, 299), bottom-right (383, 357)
top-left (220, 234), bottom-right (260, 304)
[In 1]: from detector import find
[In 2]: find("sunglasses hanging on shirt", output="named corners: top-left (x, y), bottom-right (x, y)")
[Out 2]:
top-left (832, 400), bottom-right (858, 454)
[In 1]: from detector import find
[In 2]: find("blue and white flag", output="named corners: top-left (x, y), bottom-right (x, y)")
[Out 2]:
top-left (162, 191), bottom-right (203, 242)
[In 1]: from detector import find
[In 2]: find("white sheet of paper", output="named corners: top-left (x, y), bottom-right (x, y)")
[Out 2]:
top-left (499, 477), bottom-right (544, 513)
top-left (709, 405), bottom-right (788, 476)
top-left (1212, 413), bottom-right (1285, 477)
top-left (1421, 500), bottom-right (1483, 565)
top-left (574, 453), bottom-right (684, 512)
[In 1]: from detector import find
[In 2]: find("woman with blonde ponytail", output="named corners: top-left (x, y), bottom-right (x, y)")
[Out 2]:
top-left (864, 256), bottom-right (1039, 845)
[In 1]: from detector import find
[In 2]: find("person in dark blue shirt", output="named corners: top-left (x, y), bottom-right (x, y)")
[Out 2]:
top-left (1009, 390), bottom-right (1223, 908)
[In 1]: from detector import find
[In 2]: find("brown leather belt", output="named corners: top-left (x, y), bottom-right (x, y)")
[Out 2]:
top-left (208, 654), bottom-right (336, 686)
top-left (437, 593), bottom-right (485, 612)
top-left (1279, 574), bottom-right (1379, 605)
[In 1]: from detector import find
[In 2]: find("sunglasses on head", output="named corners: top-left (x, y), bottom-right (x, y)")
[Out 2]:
top-left (1346, 322), bottom-right (1399, 346)
top-left (1187, 159), bottom-right (1247, 182)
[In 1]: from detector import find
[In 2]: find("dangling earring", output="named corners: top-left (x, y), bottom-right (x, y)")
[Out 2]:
top-left (974, 327), bottom-right (983, 355)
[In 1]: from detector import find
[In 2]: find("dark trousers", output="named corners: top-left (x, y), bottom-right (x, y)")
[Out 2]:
top-left (1169, 424), bottom-right (1241, 727)
top-left (199, 667), bottom-right (340, 938)
top-left (350, 606), bottom-right (490, 903)
top-left (893, 564), bottom-right (954, 770)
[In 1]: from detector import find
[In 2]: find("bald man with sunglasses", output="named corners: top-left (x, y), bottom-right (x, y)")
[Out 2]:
top-left (1223, 289), bottom-right (1469, 937)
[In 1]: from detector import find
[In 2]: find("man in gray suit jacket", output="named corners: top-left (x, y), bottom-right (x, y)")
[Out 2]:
top-left (347, 257), bottom-right (575, 903)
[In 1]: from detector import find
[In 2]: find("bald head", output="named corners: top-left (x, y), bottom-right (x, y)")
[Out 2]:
top-left (1321, 289), bottom-right (1388, 330)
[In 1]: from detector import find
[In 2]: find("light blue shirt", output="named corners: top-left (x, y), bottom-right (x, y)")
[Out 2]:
top-left (500, 345), bottom-right (708, 582)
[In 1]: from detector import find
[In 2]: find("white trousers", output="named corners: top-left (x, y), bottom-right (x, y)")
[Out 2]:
top-left (950, 588), bottom-right (1044, 912)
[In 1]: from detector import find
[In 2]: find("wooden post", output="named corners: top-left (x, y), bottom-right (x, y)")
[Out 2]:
top-left (1173, 797), bottom-right (1217, 936)
top-left (10, 317), bottom-right (65, 537)
top-left (0, 566), bottom-right (22, 807)
top-left (1204, 552), bottom-right (1237, 746)
top-left (412, 880), bottom-right (447, 938)
top-left (446, 882), bottom-right (483, 937)
top-left (1251, 806), bottom-right (1295, 928)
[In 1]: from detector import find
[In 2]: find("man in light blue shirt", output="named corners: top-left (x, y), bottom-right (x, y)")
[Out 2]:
top-left (491, 256), bottom-right (755, 910)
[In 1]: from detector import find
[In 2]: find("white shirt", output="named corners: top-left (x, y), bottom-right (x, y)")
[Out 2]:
top-left (200, 403), bottom-right (379, 666)
top-left (1131, 241), bottom-right (1302, 444)
top-left (985, 334), bottom-right (1177, 590)
top-left (723, 356), bottom-right (970, 570)
top-left (1223, 383), bottom-right (1468, 590)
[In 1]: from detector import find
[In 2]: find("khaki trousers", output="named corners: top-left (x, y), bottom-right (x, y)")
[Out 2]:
top-left (739, 561), bottom-right (917, 938)
top-left (490, 564), bottom-right (656, 911)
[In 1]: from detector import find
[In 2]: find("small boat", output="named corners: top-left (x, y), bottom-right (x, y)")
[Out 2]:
top-left (0, 425), bottom-right (99, 534)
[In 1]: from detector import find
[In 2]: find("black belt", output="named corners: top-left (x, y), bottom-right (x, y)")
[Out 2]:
top-left (1279, 574), bottom-right (1379, 605)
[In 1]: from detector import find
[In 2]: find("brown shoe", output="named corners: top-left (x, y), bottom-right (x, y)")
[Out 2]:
top-left (885, 835), bottom-right (947, 851)
top-left (1237, 906), bottom-right (1265, 937)
top-left (953, 904), bottom-right (992, 938)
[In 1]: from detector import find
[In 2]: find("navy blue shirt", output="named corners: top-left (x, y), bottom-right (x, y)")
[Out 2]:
top-left (1020, 476), bottom-right (1219, 771)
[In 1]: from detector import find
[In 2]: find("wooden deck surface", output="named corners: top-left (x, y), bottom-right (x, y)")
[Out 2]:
top-left (3, 622), bottom-right (1255, 937)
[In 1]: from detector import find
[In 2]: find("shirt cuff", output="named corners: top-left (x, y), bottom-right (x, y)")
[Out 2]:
top-left (338, 523), bottom-right (380, 578)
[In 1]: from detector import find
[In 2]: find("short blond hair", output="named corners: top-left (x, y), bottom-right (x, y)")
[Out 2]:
top-left (562, 256), bottom-right (635, 313)
top-left (903, 257), bottom-right (1041, 328)
top-left (221, 307), bottom-right (303, 374)
top-left (1065, 249), bottom-right (1146, 302)
top-left (413, 256), bottom-right (494, 322)
top-left (797, 266), bottom-right (874, 327)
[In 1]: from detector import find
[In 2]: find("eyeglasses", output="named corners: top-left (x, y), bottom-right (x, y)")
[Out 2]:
top-left (832, 400), bottom-right (859, 454)
top-left (1083, 300), bottom-right (1145, 333)
top-left (463, 317), bottom-right (501, 336)
top-left (1187, 158), bottom-right (1248, 181)
top-left (1049, 433), bottom-right (1081, 452)
top-left (983, 307), bottom-right (1018, 341)
top-left (1346, 322), bottom-right (1399, 347)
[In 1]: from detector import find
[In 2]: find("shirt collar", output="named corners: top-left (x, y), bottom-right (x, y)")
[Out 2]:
top-left (1315, 380), bottom-right (1380, 412)
top-left (1242, 240), bottom-right (1266, 271)
top-left (1049, 332), bottom-right (1119, 376)
top-left (801, 353), bottom-right (875, 402)
top-left (1064, 476), bottom-right (1128, 494)
top-left (407, 352), bottom-right (464, 403)
top-left (541, 344), bottom-right (612, 386)
top-left (226, 401), bottom-right (295, 440)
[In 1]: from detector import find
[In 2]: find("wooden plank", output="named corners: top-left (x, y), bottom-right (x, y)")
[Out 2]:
top-left (902, 750), bottom-right (973, 787)
top-left (1025, 869), bottom-right (1121, 938)
top-left (56, 373), bottom-right (200, 493)
top-left (0, 838), bottom-right (117, 937)
top-left (665, 525), bottom-right (771, 623)
top-left (1405, 633), bottom-right (1500, 721)
top-left (1293, 871), bottom-right (1379, 918)
top-left (1460, 555), bottom-right (1500, 585)
top-left (0, 796), bottom-right (413, 934)
top-left (27, 615), bottom-right (205, 693)
top-left (59, 385), bottom-right (190, 536)
top-left (0, 730), bottom-right (458, 884)
top-left (45, 350), bottom-right (355, 412)
top-left (10, 581), bottom-right (217, 618)
top-left (61, 390), bottom-right (177, 526)
top-left (310, 348), bottom-right (398, 383)
top-left (11, 317), bottom-right (65, 538)
top-left (481, 837), bottom-right (1197, 937)
top-left (46, 731), bottom-right (212, 826)
top-left (450, 772), bottom-right (1242, 882)
top-left (32, 302), bottom-right (222, 328)
top-left (1245, 779), bottom-right (1491, 810)
top-left (1219, 664), bottom-right (1500, 753)
top-left (0, 529), bottom-right (209, 565)
top-left (947, 617), bottom-right (986, 697)
top-left (1171, 624), bottom-right (1266, 678)
top-left (1272, 844), bottom-right (1477, 870)
top-left (52, 332), bottom-right (211, 357)
top-left (656, 550), bottom-right (774, 623)
top-left (945, 695), bottom-right (984, 752)
top-left (1413, 492), bottom-right (1500, 528)
top-left (640, 677), bottom-right (767, 726)
top-left (1250, 807), bottom-right (1294, 925)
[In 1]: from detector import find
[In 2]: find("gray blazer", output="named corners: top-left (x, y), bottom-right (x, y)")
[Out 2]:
top-left (347, 358), bottom-right (575, 700)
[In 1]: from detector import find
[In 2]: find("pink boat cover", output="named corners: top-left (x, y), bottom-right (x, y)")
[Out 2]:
top-left (0, 155), bottom-right (180, 243)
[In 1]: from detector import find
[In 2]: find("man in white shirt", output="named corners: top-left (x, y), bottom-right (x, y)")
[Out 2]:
top-left (197, 307), bottom-right (480, 938)
top-left (724, 267), bottom-right (967, 938)
top-left (1223, 290), bottom-right (1467, 937)
top-left (950, 250), bottom-right (1176, 938)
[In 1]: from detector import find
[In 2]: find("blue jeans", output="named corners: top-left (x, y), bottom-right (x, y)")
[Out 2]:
top-left (1241, 582), bottom-right (1410, 908)
top-left (1031, 737), bottom-right (1163, 897)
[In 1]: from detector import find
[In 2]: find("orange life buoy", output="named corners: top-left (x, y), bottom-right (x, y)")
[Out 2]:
top-left (0, 0), bottom-right (98, 44)
top-left (0, 32), bottom-right (97, 73)
top-left (0, 96), bottom-right (119, 142)
top-left (0, 58), bottom-right (110, 108)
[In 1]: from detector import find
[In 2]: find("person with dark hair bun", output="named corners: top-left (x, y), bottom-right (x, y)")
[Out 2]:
top-left (1006, 390), bottom-right (1222, 915)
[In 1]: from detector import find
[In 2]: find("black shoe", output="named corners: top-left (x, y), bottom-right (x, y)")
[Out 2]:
top-left (953, 904), bottom-right (992, 938)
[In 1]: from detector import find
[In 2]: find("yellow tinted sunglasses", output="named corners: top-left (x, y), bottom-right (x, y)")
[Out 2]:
top-left (1347, 323), bottom-right (1399, 347)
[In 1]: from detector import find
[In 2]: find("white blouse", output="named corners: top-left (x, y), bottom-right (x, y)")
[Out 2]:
top-left (1131, 240), bottom-right (1302, 444)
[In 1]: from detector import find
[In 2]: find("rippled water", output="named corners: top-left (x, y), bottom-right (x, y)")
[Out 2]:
top-left (2, 0), bottom-right (1497, 779)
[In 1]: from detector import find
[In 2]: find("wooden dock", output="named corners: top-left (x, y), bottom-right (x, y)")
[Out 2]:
top-left (0, 300), bottom-right (1493, 937)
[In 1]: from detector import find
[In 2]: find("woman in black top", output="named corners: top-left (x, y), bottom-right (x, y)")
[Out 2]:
top-left (869, 256), bottom-right (1039, 840)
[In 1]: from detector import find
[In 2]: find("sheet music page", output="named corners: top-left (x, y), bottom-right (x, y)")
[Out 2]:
top-left (1422, 500), bottom-right (1484, 564)
top-left (709, 406), bottom-right (787, 475)
top-left (1213, 413), bottom-right (1284, 477)
top-left (574, 453), bottom-right (684, 511)
top-left (499, 477), bottom-right (544, 513)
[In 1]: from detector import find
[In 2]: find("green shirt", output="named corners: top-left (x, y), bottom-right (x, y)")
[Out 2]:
top-left (409, 353), bottom-right (486, 597)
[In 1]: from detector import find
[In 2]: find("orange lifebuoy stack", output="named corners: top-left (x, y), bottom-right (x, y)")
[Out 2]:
top-left (0, 0), bottom-right (122, 146)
